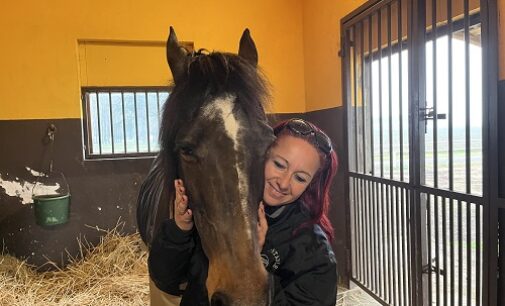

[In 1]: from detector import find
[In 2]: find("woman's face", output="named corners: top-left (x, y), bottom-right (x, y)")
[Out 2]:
top-left (263, 135), bottom-right (321, 206)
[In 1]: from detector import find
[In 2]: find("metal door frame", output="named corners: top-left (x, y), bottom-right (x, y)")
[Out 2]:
top-left (341, 0), bottom-right (500, 305)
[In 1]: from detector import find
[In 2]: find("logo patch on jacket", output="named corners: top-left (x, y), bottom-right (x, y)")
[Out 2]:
top-left (262, 248), bottom-right (281, 271)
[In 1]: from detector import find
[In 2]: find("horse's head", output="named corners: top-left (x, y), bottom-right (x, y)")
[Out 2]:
top-left (161, 27), bottom-right (275, 306)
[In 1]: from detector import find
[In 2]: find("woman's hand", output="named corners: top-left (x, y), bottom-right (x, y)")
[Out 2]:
top-left (257, 201), bottom-right (268, 251)
top-left (173, 179), bottom-right (194, 231)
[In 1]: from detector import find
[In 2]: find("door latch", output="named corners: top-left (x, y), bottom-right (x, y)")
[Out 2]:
top-left (421, 107), bottom-right (447, 133)
top-left (422, 257), bottom-right (445, 275)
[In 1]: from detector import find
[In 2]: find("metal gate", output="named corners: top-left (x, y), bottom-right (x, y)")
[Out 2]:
top-left (341, 0), bottom-right (499, 305)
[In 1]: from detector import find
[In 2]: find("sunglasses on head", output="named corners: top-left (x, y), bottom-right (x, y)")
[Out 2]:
top-left (284, 119), bottom-right (333, 155)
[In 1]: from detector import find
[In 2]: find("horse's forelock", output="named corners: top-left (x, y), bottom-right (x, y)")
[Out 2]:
top-left (160, 51), bottom-right (270, 161)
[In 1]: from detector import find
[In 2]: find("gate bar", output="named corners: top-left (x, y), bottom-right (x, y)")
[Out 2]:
top-left (388, 4), bottom-right (393, 180)
top-left (378, 10), bottom-right (384, 178)
top-left (398, 0), bottom-right (405, 182)
top-left (464, 0), bottom-right (471, 194)
top-left (431, 0), bottom-right (439, 188)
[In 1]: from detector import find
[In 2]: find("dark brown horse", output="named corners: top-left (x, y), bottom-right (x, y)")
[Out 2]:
top-left (137, 27), bottom-right (274, 306)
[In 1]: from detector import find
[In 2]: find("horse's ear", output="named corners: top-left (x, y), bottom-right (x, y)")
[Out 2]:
top-left (238, 28), bottom-right (258, 67)
top-left (166, 26), bottom-right (187, 84)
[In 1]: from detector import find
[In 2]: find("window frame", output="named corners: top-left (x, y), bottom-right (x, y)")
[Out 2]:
top-left (81, 86), bottom-right (170, 160)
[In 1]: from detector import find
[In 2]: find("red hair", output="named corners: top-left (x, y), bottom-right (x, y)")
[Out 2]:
top-left (273, 120), bottom-right (338, 242)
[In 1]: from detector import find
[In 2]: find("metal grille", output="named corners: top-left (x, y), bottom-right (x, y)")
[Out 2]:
top-left (423, 191), bottom-right (483, 305)
top-left (82, 87), bottom-right (169, 159)
top-left (341, 0), bottom-right (498, 305)
top-left (350, 175), bottom-right (413, 305)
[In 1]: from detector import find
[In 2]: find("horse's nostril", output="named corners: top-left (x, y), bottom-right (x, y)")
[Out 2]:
top-left (210, 291), bottom-right (230, 306)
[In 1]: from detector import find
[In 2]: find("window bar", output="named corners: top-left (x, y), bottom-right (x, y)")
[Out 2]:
top-left (108, 91), bottom-right (115, 154)
top-left (476, 203), bottom-right (481, 306)
top-left (448, 0), bottom-right (454, 191)
top-left (364, 179), bottom-right (370, 287)
top-left (356, 177), bottom-right (362, 281)
top-left (145, 92), bottom-right (151, 152)
top-left (134, 92), bottom-right (140, 153)
top-left (401, 187), bottom-right (408, 305)
top-left (464, 0), bottom-right (471, 194)
top-left (362, 179), bottom-right (368, 285)
top-left (121, 92), bottom-right (127, 153)
top-left (369, 14), bottom-right (375, 177)
top-left (386, 184), bottom-right (392, 303)
top-left (450, 198), bottom-right (455, 305)
top-left (406, 189), bottom-right (413, 304)
top-left (361, 21), bottom-right (367, 175)
top-left (370, 181), bottom-right (380, 294)
top-left (353, 26), bottom-right (360, 174)
top-left (466, 201), bottom-right (472, 305)
top-left (85, 94), bottom-right (94, 154)
top-left (442, 197), bottom-right (448, 306)
top-left (354, 179), bottom-right (359, 279)
top-left (378, 182), bottom-right (385, 297)
top-left (458, 200), bottom-right (463, 303)
top-left (357, 179), bottom-right (361, 280)
top-left (394, 185), bottom-right (401, 305)
top-left (387, 4), bottom-right (393, 180)
top-left (346, 30), bottom-right (356, 174)
top-left (398, 0), bottom-right (404, 182)
top-left (368, 179), bottom-right (374, 287)
top-left (435, 195), bottom-right (440, 305)
top-left (351, 178), bottom-right (357, 277)
top-left (157, 91), bottom-right (161, 118)
top-left (353, 177), bottom-right (359, 279)
top-left (432, 0), bottom-right (438, 188)
top-left (427, 194), bottom-right (432, 305)
top-left (358, 178), bottom-right (364, 281)
top-left (95, 92), bottom-right (102, 155)
top-left (378, 10), bottom-right (384, 178)
top-left (359, 178), bottom-right (366, 283)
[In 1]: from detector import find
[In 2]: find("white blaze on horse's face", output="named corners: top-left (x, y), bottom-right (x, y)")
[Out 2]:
top-left (202, 94), bottom-right (252, 240)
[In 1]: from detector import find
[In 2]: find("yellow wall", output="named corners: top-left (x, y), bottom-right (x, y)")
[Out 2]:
top-left (0, 0), bottom-right (306, 120)
top-left (2, 1), bottom-right (502, 119)
top-left (302, 0), bottom-right (368, 112)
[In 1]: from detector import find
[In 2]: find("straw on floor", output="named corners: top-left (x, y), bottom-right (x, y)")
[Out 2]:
top-left (0, 228), bottom-right (149, 306)
top-left (0, 227), bottom-right (378, 306)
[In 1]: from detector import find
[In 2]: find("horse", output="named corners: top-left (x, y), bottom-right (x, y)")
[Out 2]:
top-left (137, 27), bottom-right (275, 306)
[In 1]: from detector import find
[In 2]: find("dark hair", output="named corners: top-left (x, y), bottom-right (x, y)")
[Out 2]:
top-left (273, 120), bottom-right (338, 242)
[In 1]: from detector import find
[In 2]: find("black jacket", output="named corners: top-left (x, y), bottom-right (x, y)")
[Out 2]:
top-left (148, 201), bottom-right (337, 305)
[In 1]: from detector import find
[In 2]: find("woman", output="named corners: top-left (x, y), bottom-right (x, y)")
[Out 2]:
top-left (149, 118), bottom-right (339, 305)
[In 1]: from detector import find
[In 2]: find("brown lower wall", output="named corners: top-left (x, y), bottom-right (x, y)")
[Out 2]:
top-left (0, 110), bottom-right (349, 285)
top-left (305, 107), bottom-right (349, 287)
top-left (0, 119), bottom-right (153, 267)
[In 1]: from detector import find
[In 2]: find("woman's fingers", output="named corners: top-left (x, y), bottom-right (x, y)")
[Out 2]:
top-left (174, 180), bottom-right (189, 215)
top-left (173, 179), bottom-right (194, 231)
top-left (257, 201), bottom-right (268, 250)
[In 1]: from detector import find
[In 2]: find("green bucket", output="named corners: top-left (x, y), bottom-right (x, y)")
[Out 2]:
top-left (33, 194), bottom-right (71, 226)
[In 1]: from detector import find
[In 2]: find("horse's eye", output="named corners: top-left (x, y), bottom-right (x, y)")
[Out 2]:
top-left (180, 147), bottom-right (194, 156)
top-left (175, 142), bottom-right (198, 162)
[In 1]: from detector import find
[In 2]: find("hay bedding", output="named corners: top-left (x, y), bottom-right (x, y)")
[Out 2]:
top-left (0, 227), bottom-right (378, 306)
top-left (0, 228), bottom-right (149, 306)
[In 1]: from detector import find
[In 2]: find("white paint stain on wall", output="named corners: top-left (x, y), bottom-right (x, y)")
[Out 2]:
top-left (26, 167), bottom-right (46, 177)
top-left (0, 168), bottom-right (61, 205)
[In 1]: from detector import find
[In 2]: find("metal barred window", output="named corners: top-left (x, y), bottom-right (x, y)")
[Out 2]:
top-left (81, 87), bottom-right (169, 159)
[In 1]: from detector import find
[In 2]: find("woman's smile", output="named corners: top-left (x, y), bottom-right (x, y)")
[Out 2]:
top-left (263, 135), bottom-right (321, 206)
top-left (266, 182), bottom-right (288, 200)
